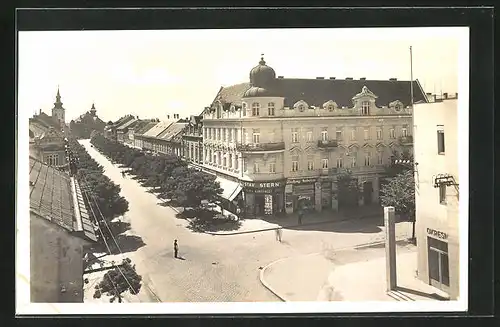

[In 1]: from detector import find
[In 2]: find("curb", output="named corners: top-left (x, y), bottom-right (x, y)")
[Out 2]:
top-left (258, 238), bottom-right (412, 301)
top-left (204, 213), bottom-right (381, 236)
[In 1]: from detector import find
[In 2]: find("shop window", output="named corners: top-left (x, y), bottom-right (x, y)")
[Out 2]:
top-left (439, 184), bottom-right (447, 205)
top-left (428, 237), bottom-right (450, 288)
top-left (437, 129), bottom-right (445, 154)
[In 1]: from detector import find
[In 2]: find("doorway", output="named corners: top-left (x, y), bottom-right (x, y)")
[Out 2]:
top-left (427, 237), bottom-right (450, 291)
top-left (363, 181), bottom-right (373, 205)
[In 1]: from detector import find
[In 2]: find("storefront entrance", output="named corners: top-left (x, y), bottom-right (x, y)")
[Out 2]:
top-left (241, 179), bottom-right (286, 217)
top-left (427, 236), bottom-right (450, 291)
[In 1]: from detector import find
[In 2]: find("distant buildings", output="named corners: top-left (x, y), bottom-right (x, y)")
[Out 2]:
top-left (69, 102), bottom-right (106, 139)
top-left (414, 94), bottom-right (459, 300)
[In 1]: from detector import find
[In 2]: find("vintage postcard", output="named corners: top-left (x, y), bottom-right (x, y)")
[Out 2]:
top-left (16, 26), bottom-right (469, 315)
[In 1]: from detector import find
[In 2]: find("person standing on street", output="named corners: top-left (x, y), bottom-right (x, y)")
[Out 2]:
top-left (277, 228), bottom-right (283, 242)
top-left (173, 239), bottom-right (179, 258)
top-left (298, 209), bottom-right (303, 225)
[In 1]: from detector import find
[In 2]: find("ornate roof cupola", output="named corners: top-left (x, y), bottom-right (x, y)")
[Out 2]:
top-left (90, 102), bottom-right (97, 116)
top-left (243, 54), bottom-right (280, 98)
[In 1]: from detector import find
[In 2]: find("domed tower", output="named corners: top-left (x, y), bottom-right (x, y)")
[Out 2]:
top-left (51, 86), bottom-right (66, 124)
top-left (243, 55), bottom-right (281, 98)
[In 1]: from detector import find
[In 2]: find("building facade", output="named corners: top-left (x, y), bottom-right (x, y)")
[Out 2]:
top-left (202, 56), bottom-right (426, 217)
top-left (414, 95), bottom-right (459, 300)
top-left (69, 103), bottom-right (106, 139)
top-left (182, 115), bottom-right (204, 165)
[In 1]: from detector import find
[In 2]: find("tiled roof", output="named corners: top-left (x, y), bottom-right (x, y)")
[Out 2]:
top-left (29, 157), bottom-right (96, 242)
top-left (129, 120), bottom-right (149, 131)
top-left (157, 122), bottom-right (188, 141)
top-left (35, 112), bottom-right (61, 129)
top-left (134, 121), bottom-right (158, 136)
top-left (29, 157), bottom-right (75, 231)
top-left (116, 118), bottom-right (138, 130)
top-left (114, 115), bottom-right (135, 129)
top-left (213, 79), bottom-right (427, 109)
top-left (142, 121), bottom-right (174, 138)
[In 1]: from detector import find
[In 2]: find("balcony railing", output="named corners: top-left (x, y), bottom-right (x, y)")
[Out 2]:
top-left (236, 142), bottom-right (285, 152)
top-left (317, 139), bottom-right (339, 148)
top-left (399, 135), bottom-right (413, 145)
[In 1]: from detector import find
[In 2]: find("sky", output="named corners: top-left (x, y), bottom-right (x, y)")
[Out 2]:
top-left (18, 27), bottom-right (466, 123)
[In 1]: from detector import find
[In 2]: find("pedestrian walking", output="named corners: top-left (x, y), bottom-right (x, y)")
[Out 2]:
top-left (275, 228), bottom-right (280, 242)
top-left (173, 239), bottom-right (179, 258)
top-left (277, 228), bottom-right (283, 242)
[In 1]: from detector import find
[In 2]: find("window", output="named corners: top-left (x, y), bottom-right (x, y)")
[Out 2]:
top-left (389, 128), bottom-right (396, 139)
top-left (213, 154), bottom-right (217, 164)
top-left (208, 128), bottom-right (212, 140)
top-left (242, 103), bottom-right (247, 116)
top-left (376, 128), bottom-right (383, 140)
top-left (252, 129), bottom-right (260, 144)
top-left (428, 237), bottom-right (450, 287)
top-left (222, 128), bottom-right (226, 142)
top-left (394, 104), bottom-right (402, 111)
top-left (254, 162), bottom-right (260, 173)
top-left (336, 158), bottom-right (343, 168)
top-left (322, 158), bottom-right (329, 169)
top-left (321, 128), bottom-right (328, 141)
top-left (203, 128), bottom-right (207, 139)
top-left (437, 129), bottom-right (445, 154)
top-left (291, 156), bottom-right (299, 172)
top-left (351, 156), bottom-right (357, 167)
top-left (364, 128), bottom-right (369, 140)
top-left (268, 102), bottom-right (275, 116)
top-left (377, 152), bottom-right (383, 165)
top-left (228, 129), bottom-right (233, 142)
top-left (306, 130), bottom-right (313, 142)
top-left (223, 157), bottom-right (227, 167)
top-left (269, 163), bottom-right (276, 173)
top-left (46, 154), bottom-right (59, 166)
top-left (217, 128), bottom-right (221, 141)
top-left (328, 105), bottom-right (334, 111)
top-left (228, 154), bottom-right (232, 168)
top-left (234, 128), bottom-right (238, 143)
top-left (439, 184), bottom-right (447, 204)
top-left (336, 130), bottom-right (343, 140)
top-left (307, 159), bottom-right (314, 171)
top-left (298, 105), bottom-right (305, 112)
top-left (291, 128), bottom-right (299, 143)
top-left (351, 128), bottom-right (357, 140)
top-left (235, 155), bottom-right (239, 170)
top-left (402, 128), bottom-right (408, 137)
top-left (361, 101), bottom-right (370, 115)
top-left (252, 102), bottom-right (260, 116)
top-left (217, 152), bottom-right (221, 165)
top-left (243, 158), bottom-right (247, 172)
top-left (365, 153), bottom-right (371, 166)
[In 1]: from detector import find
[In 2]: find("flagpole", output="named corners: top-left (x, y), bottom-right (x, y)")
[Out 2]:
top-left (410, 46), bottom-right (415, 161)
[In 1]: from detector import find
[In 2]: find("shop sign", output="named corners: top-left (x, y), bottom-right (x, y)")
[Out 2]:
top-left (427, 228), bottom-right (448, 240)
top-left (287, 178), bottom-right (318, 185)
top-left (241, 180), bottom-right (285, 189)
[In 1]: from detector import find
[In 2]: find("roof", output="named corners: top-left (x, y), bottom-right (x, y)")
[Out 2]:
top-left (212, 78), bottom-right (427, 109)
top-left (30, 112), bottom-right (61, 132)
top-left (134, 121), bottom-right (158, 136)
top-left (114, 115), bottom-right (135, 129)
top-left (142, 120), bottom-right (174, 138)
top-left (29, 157), bottom-right (97, 242)
top-left (157, 122), bottom-right (188, 141)
top-left (129, 120), bottom-right (149, 131)
top-left (116, 118), bottom-right (138, 130)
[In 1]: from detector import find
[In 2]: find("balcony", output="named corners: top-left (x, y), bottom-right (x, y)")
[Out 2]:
top-left (236, 142), bottom-right (285, 152)
top-left (320, 167), bottom-right (338, 175)
top-left (317, 139), bottom-right (339, 148)
top-left (399, 135), bottom-right (413, 145)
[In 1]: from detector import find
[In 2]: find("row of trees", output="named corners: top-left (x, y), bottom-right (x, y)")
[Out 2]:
top-left (68, 138), bottom-right (141, 301)
top-left (90, 134), bottom-right (224, 213)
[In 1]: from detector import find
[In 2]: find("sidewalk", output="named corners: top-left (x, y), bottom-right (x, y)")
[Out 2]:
top-left (260, 244), bottom-right (449, 302)
top-left (204, 205), bottom-right (384, 236)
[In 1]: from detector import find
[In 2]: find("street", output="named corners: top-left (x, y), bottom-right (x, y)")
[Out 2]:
top-left (79, 139), bottom-right (411, 302)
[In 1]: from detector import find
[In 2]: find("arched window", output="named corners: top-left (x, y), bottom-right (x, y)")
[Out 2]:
top-left (216, 104), bottom-right (222, 119)
top-left (252, 103), bottom-right (260, 116)
top-left (268, 102), bottom-right (275, 116)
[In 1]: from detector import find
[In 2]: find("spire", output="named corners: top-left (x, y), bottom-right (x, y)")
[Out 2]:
top-left (53, 86), bottom-right (63, 108)
top-left (259, 53), bottom-right (266, 65)
top-left (90, 102), bottom-right (97, 116)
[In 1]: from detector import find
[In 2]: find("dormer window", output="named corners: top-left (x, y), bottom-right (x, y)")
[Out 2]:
top-left (298, 105), bottom-right (305, 112)
top-left (394, 104), bottom-right (402, 111)
top-left (252, 103), bottom-right (260, 116)
top-left (361, 101), bottom-right (370, 115)
top-left (328, 105), bottom-right (334, 111)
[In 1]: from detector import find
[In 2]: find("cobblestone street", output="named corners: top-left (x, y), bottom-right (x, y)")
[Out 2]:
top-left (80, 140), bottom-right (412, 302)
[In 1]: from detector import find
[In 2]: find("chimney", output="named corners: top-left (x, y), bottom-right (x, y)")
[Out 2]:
top-left (360, 77), bottom-right (366, 80)
top-left (329, 77), bottom-right (336, 80)
top-left (39, 109), bottom-right (42, 115)
top-left (167, 115), bottom-right (170, 119)
top-left (426, 92), bottom-right (432, 96)
top-left (277, 76), bottom-right (284, 79)
top-left (455, 92), bottom-right (458, 99)
top-left (389, 78), bottom-right (397, 81)
top-left (346, 77), bottom-right (353, 80)
top-left (316, 77), bottom-right (325, 79)
top-left (443, 92), bottom-right (448, 99)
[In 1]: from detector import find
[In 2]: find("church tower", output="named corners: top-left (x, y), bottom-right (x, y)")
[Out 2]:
top-left (51, 86), bottom-right (66, 124)
top-left (90, 102), bottom-right (97, 117)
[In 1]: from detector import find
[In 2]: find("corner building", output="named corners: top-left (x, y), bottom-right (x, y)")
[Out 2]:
top-left (202, 56), bottom-right (427, 217)
top-left (414, 95), bottom-right (460, 300)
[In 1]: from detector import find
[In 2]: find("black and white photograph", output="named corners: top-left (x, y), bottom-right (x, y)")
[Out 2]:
top-left (16, 24), bottom-right (469, 314)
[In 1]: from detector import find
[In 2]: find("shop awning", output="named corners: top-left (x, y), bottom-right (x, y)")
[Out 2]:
top-left (216, 176), bottom-right (242, 202)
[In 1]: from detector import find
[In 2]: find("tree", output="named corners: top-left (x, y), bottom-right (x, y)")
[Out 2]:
top-left (337, 169), bottom-right (360, 209)
top-left (172, 170), bottom-right (223, 210)
top-left (380, 169), bottom-right (416, 241)
top-left (93, 258), bottom-right (142, 303)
